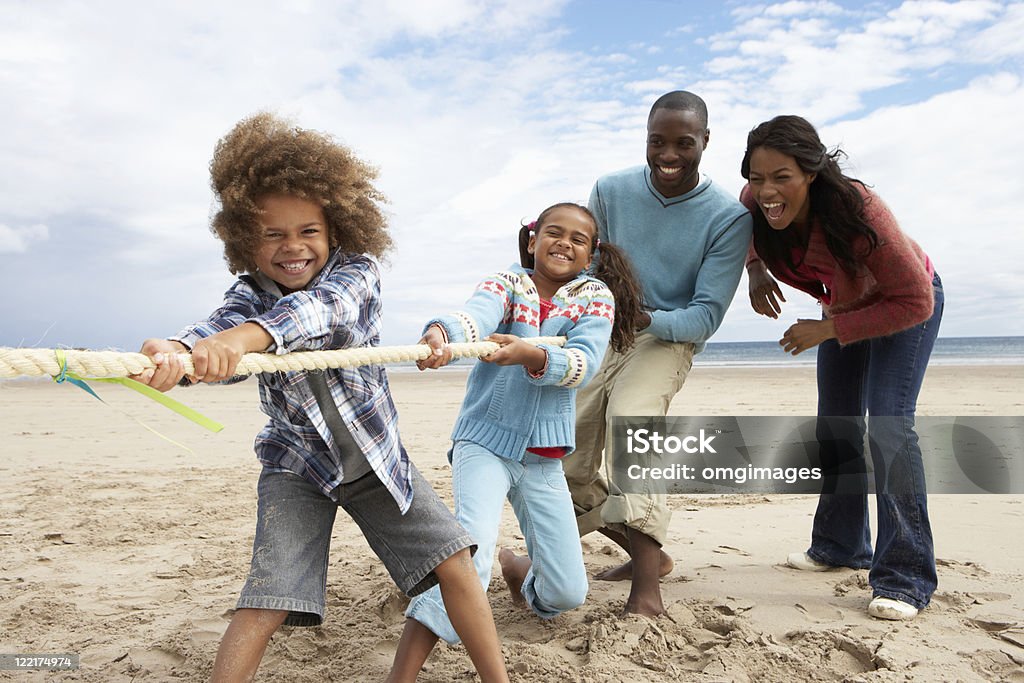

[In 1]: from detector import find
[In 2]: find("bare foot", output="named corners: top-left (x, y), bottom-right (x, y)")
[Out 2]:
top-left (594, 551), bottom-right (674, 582)
top-left (498, 548), bottom-right (530, 609)
top-left (621, 595), bottom-right (666, 617)
top-left (619, 529), bottom-right (666, 617)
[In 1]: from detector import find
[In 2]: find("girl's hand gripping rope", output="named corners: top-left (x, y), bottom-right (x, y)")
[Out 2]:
top-left (480, 334), bottom-right (546, 373)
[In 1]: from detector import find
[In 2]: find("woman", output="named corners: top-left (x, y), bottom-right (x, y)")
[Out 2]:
top-left (740, 115), bottom-right (943, 620)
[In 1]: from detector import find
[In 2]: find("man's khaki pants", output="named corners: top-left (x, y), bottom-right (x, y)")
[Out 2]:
top-left (564, 333), bottom-right (694, 546)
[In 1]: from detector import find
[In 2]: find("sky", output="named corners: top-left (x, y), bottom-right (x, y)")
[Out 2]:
top-left (2, 0), bottom-right (1022, 352)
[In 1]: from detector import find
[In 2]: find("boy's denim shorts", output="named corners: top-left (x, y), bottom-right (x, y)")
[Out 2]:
top-left (236, 464), bottom-right (474, 626)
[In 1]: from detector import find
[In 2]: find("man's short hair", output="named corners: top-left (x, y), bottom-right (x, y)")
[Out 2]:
top-left (649, 91), bottom-right (708, 129)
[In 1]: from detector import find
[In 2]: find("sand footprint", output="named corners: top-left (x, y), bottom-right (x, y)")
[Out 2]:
top-left (936, 557), bottom-right (990, 577)
top-left (966, 591), bottom-right (1012, 604)
top-left (794, 601), bottom-right (845, 623)
top-left (931, 590), bottom-right (1012, 613)
top-left (127, 647), bottom-right (186, 672)
top-left (190, 617), bottom-right (228, 644)
top-left (712, 545), bottom-right (751, 556)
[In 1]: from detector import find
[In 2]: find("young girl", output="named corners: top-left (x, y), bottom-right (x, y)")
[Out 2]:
top-left (133, 113), bottom-right (508, 682)
top-left (388, 202), bottom-right (643, 676)
top-left (740, 115), bottom-right (942, 621)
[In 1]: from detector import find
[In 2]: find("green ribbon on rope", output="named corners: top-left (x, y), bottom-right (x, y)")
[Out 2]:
top-left (52, 350), bottom-right (224, 451)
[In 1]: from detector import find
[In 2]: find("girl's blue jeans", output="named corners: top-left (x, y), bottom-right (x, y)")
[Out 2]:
top-left (807, 273), bottom-right (943, 609)
top-left (406, 441), bottom-right (588, 643)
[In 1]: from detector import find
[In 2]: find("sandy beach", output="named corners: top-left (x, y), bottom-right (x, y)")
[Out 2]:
top-left (1, 364), bottom-right (1023, 682)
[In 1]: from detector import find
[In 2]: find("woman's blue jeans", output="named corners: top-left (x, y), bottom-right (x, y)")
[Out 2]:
top-left (808, 273), bottom-right (943, 609)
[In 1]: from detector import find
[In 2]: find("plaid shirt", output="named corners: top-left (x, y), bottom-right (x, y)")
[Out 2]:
top-left (171, 250), bottom-right (413, 513)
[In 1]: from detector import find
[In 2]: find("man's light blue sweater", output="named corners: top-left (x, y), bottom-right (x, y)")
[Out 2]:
top-left (589, 167), bottom-right (752, 350)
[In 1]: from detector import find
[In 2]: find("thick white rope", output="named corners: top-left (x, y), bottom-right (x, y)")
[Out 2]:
top-left (0, 338), bottom-right (567, 380)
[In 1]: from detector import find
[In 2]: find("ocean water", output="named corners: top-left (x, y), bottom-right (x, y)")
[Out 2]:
top-left (388, 336), bottom-right (1024, 372)
top-left (695, 335), bottom-right (1024, 367)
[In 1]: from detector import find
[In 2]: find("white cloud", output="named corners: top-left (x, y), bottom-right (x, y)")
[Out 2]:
top-left (600, 53), bottom-right (635, 64)
top-left (704, 0), bottom-right (1013, 123)
top-left (965, 1), bottom-right (1024, 61)
top-left (624, 78), bottom-right (682, 95)
top-left (763, 1), bottom-right (844, 18)
top-left (0, 224), bottom-right (49, 253)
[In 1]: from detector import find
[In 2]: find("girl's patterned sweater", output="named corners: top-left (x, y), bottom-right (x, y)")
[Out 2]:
top-left (428, 264), bottom-right (614, 461)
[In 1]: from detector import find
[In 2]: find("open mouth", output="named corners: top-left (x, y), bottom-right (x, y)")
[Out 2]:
top-left (658, 166), bottom-right (682, 177)
top-left (548, 252), bottom-right (573, 263)
top-left (277, 259), bottom-right (312, 274)
top-left (762, 202), bottom-right (785, 221)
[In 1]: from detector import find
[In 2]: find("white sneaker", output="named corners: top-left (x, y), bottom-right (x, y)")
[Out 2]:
top-left (786, 551), bottom-right (833, 572)
top-left (868, 596), bottom-right (919, 620)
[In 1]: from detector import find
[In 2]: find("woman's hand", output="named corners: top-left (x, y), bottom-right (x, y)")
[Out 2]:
top-left (748, 262), bottom-right (786, 318)
top-left (481, 333), bottom-right (546, 372)
top-left (780, 319), bottom-right (836, 355)
top-left (133, 339), bottom-right (188, 392)
top-left (416, 325), bottom-right (452, 370)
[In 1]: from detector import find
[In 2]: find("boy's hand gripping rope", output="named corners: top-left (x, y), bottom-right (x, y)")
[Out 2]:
top-left (0, 338), bottom-right (567, 379)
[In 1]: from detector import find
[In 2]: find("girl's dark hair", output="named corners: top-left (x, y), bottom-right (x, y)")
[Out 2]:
top-left (740, 115), bottom-right (878, 275)
top-left (518, 203), bottom-right (644, 353)
top-left (209, 112), bottom-right (391, 274)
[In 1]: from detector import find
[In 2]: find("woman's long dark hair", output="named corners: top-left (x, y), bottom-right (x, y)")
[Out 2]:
top-left (518, 203), bottom-right (644, 353)
top-left (740, 115), bottom-right (878, 275)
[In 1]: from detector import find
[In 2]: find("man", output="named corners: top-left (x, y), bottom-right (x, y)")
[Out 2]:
top-left (564, 91), bottom-right (752, 615)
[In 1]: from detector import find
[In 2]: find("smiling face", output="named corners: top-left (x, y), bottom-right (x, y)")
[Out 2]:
top-left (646, 107), bottom-right (709, 198)
top-left (253, 193), bottom-right (331, 293)
top-left (527, 206), bottom-right (596, 296)
top-left (747, 146), bottom-right (817, 231)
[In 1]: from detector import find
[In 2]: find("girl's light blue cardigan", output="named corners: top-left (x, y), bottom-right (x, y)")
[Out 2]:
top-left (428, 264), bottom-right (614, 461)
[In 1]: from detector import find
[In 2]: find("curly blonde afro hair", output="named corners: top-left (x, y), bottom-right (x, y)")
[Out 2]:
top-left (209, 112), bottom-right (391, 274)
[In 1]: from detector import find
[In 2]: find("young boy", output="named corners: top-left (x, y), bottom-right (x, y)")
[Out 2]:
top-left (135, 113), bottom-right (508, 682)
